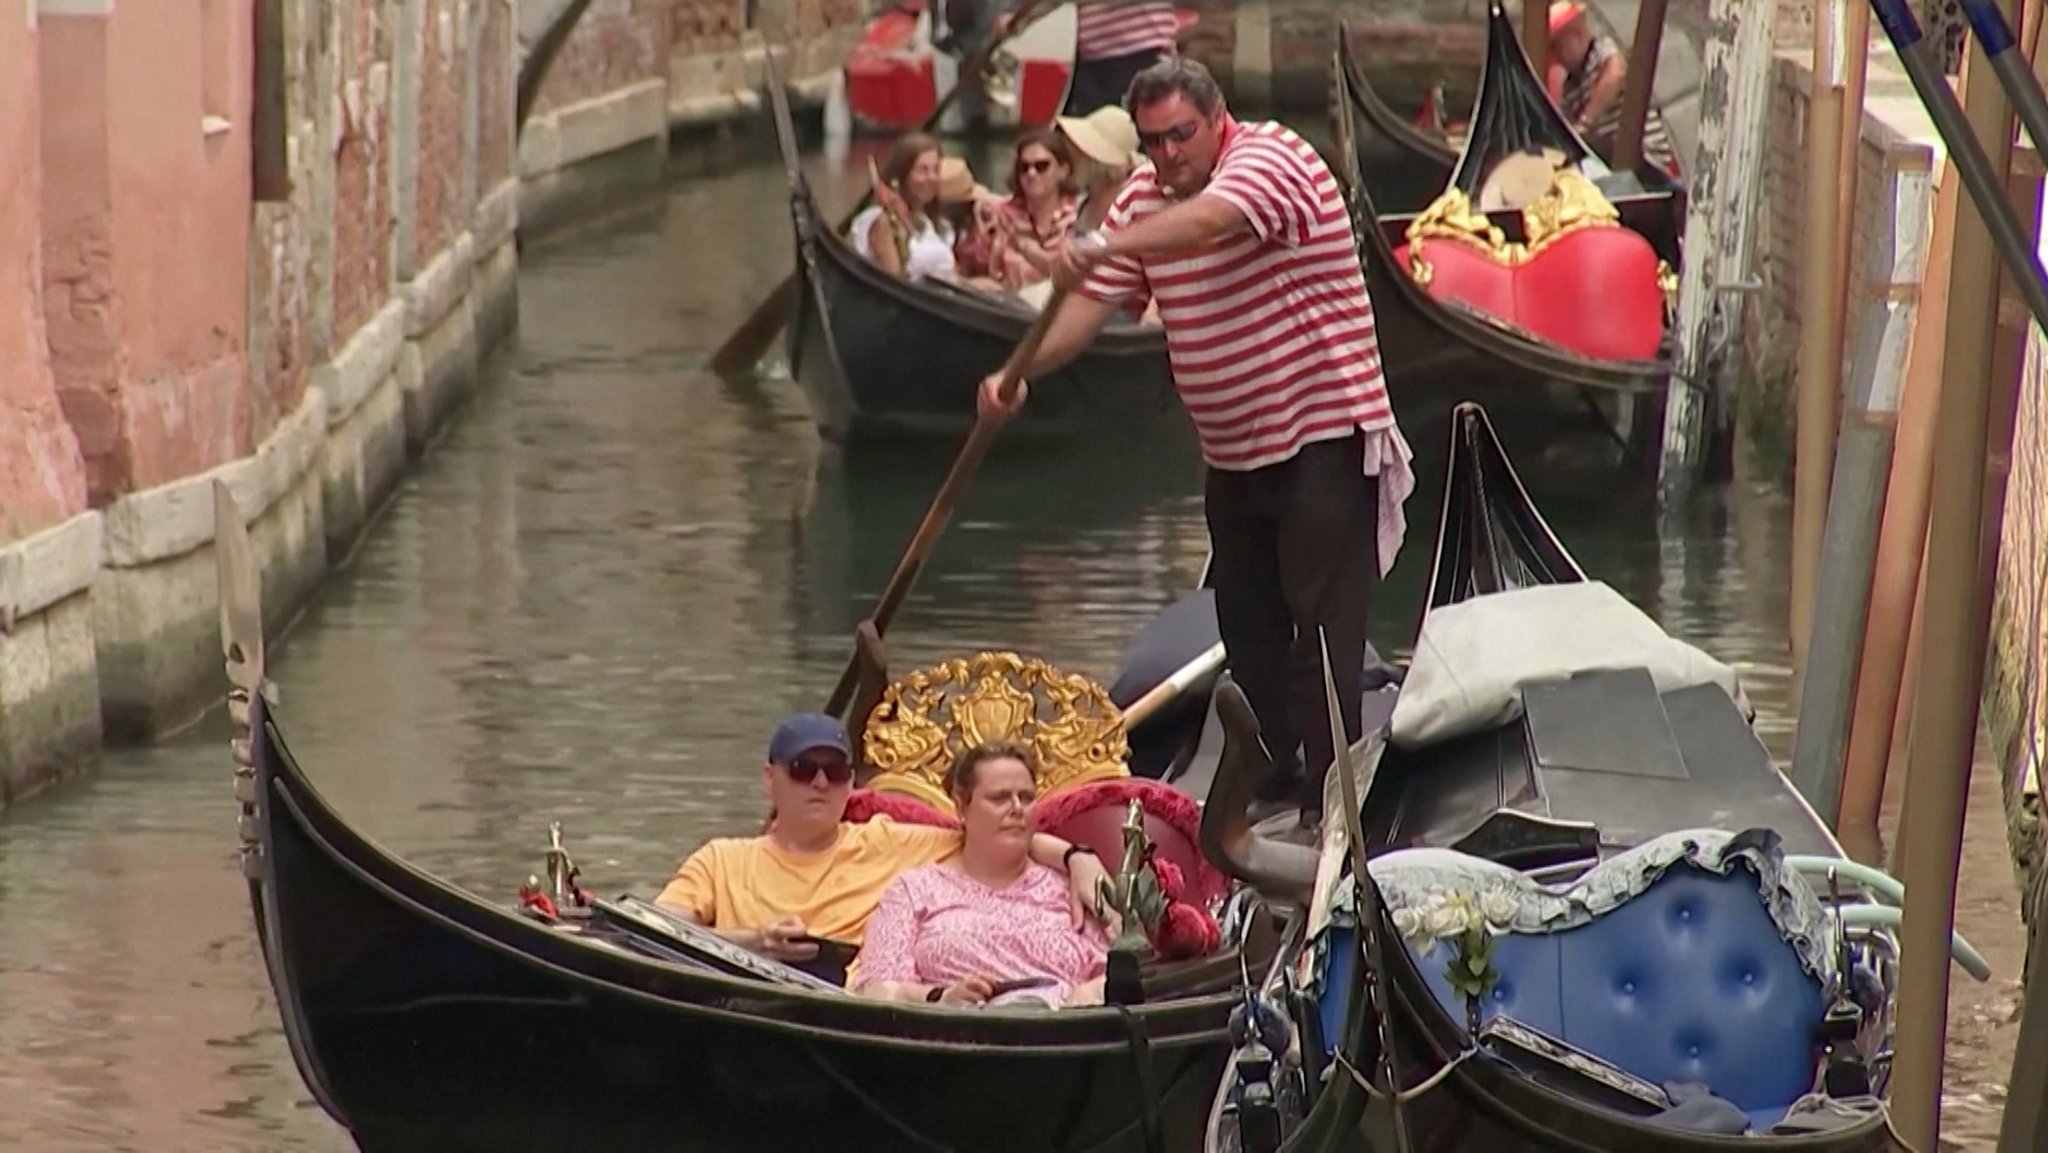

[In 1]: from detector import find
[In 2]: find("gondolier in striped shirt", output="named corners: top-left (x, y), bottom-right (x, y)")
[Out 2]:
top-left (1064, 0), bottom-right (1181, 115)
top-left (979, 57), bottom-right (1416, 823)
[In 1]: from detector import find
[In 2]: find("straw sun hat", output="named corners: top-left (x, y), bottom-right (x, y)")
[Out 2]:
top-left (1056, 105), bottom-right (1145, 171)
top-left (938, 155), bottom-right (994, 204)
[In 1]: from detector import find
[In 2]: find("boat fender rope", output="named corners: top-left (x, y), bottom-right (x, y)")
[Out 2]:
top-left (1333, 1045), bottom-right (1472, 1104)
top-left (1113, 1007), bottom-right (1168, 1153)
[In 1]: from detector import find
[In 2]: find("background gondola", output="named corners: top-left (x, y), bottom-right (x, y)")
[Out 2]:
top-left (773, 56), bottom-right (1176, 444)
top-left (1331, 26), bottom-right (1457, 215)
top-left (1332, 2), bottom-right (1689, 496)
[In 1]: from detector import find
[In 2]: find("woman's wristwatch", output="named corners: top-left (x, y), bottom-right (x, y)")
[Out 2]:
top-left (925, 984), bottom-right (946, 1003)
top-left (1062, 843), bottom-right (1096, 869)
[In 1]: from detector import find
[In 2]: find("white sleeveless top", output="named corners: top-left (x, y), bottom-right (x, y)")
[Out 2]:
top-left (850, 206), bottom-right (958, 281)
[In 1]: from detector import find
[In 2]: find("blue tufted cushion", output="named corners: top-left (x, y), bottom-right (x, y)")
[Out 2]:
top-left (1316, 864), bottom-right (1824, 1119)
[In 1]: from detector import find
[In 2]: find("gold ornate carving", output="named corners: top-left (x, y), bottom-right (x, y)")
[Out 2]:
top-left (1403, 166), bottom-right (1624, 280)
top-left (862, 651), bottom-right (1131, 811)
top-left (1657, 260), bottom-right (1680, 321)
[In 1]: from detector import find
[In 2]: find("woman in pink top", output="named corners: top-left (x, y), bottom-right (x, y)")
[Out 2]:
top-left (854, 741), bottom-right (1112, 1008)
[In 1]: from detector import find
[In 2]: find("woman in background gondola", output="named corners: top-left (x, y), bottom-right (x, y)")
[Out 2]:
top-left (852, 133), bottom-right (960, 282)
top-left (991, 129), bottom-right (1081, 289)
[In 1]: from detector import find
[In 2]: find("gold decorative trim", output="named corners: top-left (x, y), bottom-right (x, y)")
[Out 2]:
top-left (1404, 167), bottom-right (1624, 284)
top-left (862, 651), bottom-right (1131, 811)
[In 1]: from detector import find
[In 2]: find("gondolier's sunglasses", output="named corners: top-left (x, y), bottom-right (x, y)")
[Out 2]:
top-left (1137, 121), bottom-right (1201, 151)
top-left (782, 756), bottom-right (855, 786)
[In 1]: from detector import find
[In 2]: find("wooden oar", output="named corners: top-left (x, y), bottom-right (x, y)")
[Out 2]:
top-left (822, 285), bottom-right (1070, 718)
top-left (1120, 641), bottom-right (1228, 731)
top-left (707, 0), bottom-right (1063, 381)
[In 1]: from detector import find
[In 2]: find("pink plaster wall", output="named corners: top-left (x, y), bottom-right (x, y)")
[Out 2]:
top-left (333, 3), bottom-right (395, 347)
top-left (414, 0), bottom-right (469, 269)
top-left (38, 4), bottom-right (253, 504)
top-left (0, 11), bottom-right (89, 545)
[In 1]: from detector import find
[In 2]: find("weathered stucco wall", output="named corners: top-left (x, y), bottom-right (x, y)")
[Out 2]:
top-left (0, 0), bottom-right (889, 813)
top-left (0, 5), bottom-right (98, 808)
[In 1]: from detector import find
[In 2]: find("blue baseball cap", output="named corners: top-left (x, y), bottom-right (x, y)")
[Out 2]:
top-left (767, 713), bottom-right (852, 763)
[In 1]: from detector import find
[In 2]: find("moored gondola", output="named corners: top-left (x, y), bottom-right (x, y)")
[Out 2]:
top-left (1198, 404), bottom-right (1993, 1153)
top-left (1333, 2), bottom-right (1688, 491)
top-left (1330, 27), bottom-right (1457, 216)
top-left (772, 51), bottom-right (1175, 444)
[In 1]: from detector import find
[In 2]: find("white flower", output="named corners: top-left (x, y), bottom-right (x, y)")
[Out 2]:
top-left (1391, 907), bottom-right (1423, 939)
top-left (1477, 885), bottom-right (1521, 929)
top-left (1421, 898), bottom-right (1474, 940)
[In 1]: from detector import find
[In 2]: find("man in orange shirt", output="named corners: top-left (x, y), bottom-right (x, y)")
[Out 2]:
top-left (656, 713), bottom-right (1114, 966)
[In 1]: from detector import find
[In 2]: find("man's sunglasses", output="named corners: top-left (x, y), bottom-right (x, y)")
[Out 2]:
top-left (1138, 121), bottom-right (1201, 151)
top-left (782, 756), bottom-right (854, 786)
top-left (1017, 158), bottom-right (1056, 175)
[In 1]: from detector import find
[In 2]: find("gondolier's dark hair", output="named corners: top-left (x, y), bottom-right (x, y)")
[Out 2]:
top-left (945, 740), bottom-right (1041, 798)
top-left (1123, 57), bottom-right (1224, 116)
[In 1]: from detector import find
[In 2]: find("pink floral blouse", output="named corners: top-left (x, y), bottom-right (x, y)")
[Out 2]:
top-left (856, 862), bottom-right (1110, 1005)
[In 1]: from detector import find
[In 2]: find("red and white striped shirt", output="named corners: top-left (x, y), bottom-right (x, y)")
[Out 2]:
top-left (1074, 1), bottom-right (1181, 61)
top-left (1079, 117), bottom-right (1414, 574)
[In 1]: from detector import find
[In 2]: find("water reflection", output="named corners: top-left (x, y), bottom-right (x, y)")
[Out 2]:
top-left (0, 141), bottom-right (1999, 1152)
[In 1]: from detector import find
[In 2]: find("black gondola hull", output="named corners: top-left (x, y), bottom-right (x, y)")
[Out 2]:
top-left (788, 208), bottom-right (1177, 444)
top-left (1200, 407), bottom-right (1909, 1153)
top-left (251, 709), bottom-right (1256, 1153)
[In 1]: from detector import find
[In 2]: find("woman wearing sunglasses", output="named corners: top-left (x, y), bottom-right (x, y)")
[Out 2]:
top-left (656, 714), bottom-right (1111, 985)
top-left (854, 741), bottom-right (1115, 1009)
top-left (988, 130), bottom-right (1079, 290)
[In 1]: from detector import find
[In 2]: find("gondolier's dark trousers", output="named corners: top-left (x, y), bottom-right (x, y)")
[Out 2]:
top-left (1204, 431), bottom-right (1380, 818)
top-left (1064, 48), bottom-right (1168, 115)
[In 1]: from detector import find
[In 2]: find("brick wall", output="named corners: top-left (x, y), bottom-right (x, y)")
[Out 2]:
top-left (534, 0), bottom-right (672, 112)
top-left (1740, 47), bottom-right (1934, 478)
top-left (333, 2), bottom-right (397, 349)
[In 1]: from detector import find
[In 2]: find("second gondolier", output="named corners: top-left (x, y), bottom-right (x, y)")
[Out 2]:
top-left (977, 57), bottom-right (1415, 822)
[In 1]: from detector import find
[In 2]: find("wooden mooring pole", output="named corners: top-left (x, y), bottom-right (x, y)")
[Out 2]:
top-left (1885, 2), bottom-right (2018, 1141)
top-left (1790, 0), bottom-right (1851, 685)
top-left (1835, 162), bottom-right (1957, 860)
top-left (1787, 154), bottom-right (1932, 821)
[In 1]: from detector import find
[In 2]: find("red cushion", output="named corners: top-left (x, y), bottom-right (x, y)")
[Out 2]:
top-left (842, 789), bottom-right (959, 829)
top-left (1512, 226), bottom-right (1666, 361)
top-left (1397, 226), bottom-right (1665, 362)
top-left (1395, 239), bottom-right (1518, 323)
top-left (1032, 779), bottom-right (1228, 907)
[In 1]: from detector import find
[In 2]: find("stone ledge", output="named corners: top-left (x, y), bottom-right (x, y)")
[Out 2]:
top-left (0, 512), bottom-right (103, 625)
top-left (472, 177), bottom-right (521, 254)
top-left (519, 77), bottom-right (668, 180)
top-left (404, 230), bottom-right (477, 338)
top-left (100, 388), bottom-right (329, 569)
top-left (315, 298), bottom-right (407, 427)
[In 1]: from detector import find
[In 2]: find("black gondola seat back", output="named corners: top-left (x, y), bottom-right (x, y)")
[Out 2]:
top-left (1315, 836), bottom-right (1833, 1130)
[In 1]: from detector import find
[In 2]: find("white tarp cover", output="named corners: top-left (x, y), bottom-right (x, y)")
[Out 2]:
top-left (1388, 580), bottom-right (1747, 749)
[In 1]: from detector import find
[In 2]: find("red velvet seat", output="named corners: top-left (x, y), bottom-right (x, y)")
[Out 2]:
top-left (1394, 224), bottom-right (1666, 362)
top-left (1033, 778), bottom-right (1228, 908)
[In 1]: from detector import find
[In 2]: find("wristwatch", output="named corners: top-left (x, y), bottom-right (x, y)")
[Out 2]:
top-left (1062, 843), bottom-right (1096, 869)
top-left (925, 985), bottom-right (945, 1003)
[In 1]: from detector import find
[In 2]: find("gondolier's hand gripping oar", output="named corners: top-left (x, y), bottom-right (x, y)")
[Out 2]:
top-left (820, 285), bottom-right (1073, 719)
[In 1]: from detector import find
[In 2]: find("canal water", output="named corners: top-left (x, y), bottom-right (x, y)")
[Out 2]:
top-left (0, 143), bottom-right (2025, 1151)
